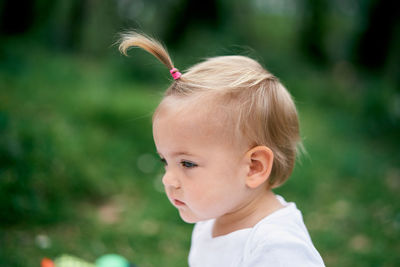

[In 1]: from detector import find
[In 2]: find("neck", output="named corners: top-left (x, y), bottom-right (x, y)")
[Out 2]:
top-left (212, 189), bottom-right (283, 237)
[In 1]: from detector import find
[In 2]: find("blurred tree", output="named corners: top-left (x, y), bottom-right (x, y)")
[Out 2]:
top-left (299, 0), bottom-right (329, 66)
top-left (79, 0), bottom-right (120, 55)
top-left (1, 0), bottom-right (120, 55)
top-left (46, 0), bottom-right (85, 51)
top-left (0, 0), bottom-right (35, 35)
top-left (351, 0), bottom-right (400, 141)
top-left (163, 0), bottom-right (222, 46)
top-left (46, 0), bottom-right (120, 55)
top-left (353, 0), bottom-right (400, 73)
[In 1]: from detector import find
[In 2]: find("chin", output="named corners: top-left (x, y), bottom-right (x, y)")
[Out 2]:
top-left (179, 211), bottom-right (212, 224)
top-left (180, 216), bottom-right (199, 224)
top-left (179, 211), bottom-right (204, 224)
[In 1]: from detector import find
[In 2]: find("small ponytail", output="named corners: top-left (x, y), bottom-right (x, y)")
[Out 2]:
top-left (119, 32), bottom-right (176, 72)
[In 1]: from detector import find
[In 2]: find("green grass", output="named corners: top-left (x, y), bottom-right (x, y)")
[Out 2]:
top-left (0, 43), bottom-right (399, 267)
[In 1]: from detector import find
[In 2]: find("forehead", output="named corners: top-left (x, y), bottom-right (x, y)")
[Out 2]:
top-left (152, 96), bottom-right (252, 161)
top-left (153, 97), bottom-right (227, 145)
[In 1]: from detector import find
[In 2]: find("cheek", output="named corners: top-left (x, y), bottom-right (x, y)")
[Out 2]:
top-left (184, 172), bottom-right (219, 203)
top-left (186, 169), bottom-right (241, 204)
top-left (216, 164), bottom-right (246, 188)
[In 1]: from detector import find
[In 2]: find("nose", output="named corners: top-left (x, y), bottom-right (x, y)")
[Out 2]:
top-left (162, 169), bottom-right (181, 189)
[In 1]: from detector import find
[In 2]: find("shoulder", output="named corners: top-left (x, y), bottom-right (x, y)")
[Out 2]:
top-left (242, 200), bottom-right (325, 267)
top-left (244, 233), bottom-right (325, 267)
top-left (251, 202), bottom-right (312, 245)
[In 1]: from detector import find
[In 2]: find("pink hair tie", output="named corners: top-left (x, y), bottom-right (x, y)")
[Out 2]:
top-left (170, 67), bottom-right (182, 80)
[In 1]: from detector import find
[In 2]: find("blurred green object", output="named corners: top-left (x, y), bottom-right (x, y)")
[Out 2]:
top-left (54, 255), bottom-right (95, 267)
top-left (41, 254), bottom-right (130, 267)
top-left (95, 254), bottom-right (129, 267)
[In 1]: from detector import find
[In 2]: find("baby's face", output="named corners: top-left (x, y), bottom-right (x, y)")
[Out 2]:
top-left (152, 102), bottom-right (251, 223)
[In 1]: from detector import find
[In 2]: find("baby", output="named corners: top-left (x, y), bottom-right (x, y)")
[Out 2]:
top-left (120, 32), bottom-right (325, 267)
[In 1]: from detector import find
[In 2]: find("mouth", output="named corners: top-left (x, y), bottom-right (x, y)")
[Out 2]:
top-left (173, 199), bottom-right (186, 206)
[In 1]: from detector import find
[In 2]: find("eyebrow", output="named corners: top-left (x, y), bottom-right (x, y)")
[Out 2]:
top-left (172, 151), bottom-right (196, 157)
top-left (156, 151), bottom-right (196, 158)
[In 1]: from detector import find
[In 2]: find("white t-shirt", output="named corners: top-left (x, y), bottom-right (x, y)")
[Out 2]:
top-left (188, 196), bottom-right (325, 267)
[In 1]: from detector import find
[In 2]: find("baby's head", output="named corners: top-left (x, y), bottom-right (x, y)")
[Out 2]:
top-left (120, 33), bottom-right (301, 189)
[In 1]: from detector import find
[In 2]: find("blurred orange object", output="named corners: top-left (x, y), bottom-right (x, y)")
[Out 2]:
top-left (41, 258), bottom-right (55, 267)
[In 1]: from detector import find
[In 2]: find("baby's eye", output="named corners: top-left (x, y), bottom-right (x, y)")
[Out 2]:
top-left (181, 161), bottom-right (198, 168)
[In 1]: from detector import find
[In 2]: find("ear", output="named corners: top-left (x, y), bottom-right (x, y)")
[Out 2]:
top-left (244, 146), bottom-right (274, 189)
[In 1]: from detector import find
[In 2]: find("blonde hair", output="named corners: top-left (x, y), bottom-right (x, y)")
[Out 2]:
top-left (120, 33), bottom-right (301, 188)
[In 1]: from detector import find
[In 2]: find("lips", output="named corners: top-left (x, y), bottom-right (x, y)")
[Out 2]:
top-left (173, 199), bottom-right (185, 206)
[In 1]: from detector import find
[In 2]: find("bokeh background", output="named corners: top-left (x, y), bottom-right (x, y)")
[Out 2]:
top-left (0, 0), bottom-right (399, 266)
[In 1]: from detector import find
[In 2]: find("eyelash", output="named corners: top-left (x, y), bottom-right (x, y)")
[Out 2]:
top-left (159, 158), bottom-right (198, 168)
top-left (180, 160), bottom-right (198, 168)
